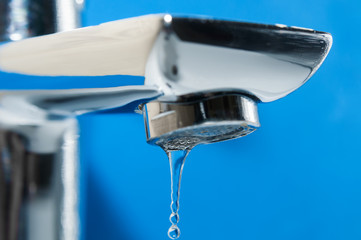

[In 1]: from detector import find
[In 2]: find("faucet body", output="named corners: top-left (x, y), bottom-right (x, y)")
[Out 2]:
top-left (0, 1), bottom-right (83, 240)
top-left (0, 3), bottom-right (332, 240)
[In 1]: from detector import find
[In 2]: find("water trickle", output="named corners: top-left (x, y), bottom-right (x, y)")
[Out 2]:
top-left (165, 149), bottom-right (190, 239)
top-left (152, 124), bottom-right (255, 239)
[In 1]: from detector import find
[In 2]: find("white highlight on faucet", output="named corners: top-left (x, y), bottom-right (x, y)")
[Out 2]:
top-left (164, 14), bottom-right (173, 24)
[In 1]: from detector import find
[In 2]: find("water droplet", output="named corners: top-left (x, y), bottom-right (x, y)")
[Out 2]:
top-left (169, 212), bottom-right (180, 224)
top-left (168, 225), bottom-right (181, 239)
top-left (164, 149), bottom-right (190, 239)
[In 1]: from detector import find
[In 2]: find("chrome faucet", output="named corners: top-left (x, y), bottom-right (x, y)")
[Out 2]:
top-left (0, 1), bottom-right (332, 240)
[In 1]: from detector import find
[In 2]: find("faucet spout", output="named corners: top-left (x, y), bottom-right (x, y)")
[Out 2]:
top-left (0, 13), bottom-right (332, 147)
top-left (145, 15), bottom-right (332, 103)
top-left (141, 15), bottom-right (332, 146)
top-left (0, 13), bottom-right (332, 240)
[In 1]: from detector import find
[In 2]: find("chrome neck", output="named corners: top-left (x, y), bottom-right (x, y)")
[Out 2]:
top-left (0, 0), bottom-right (83, 42)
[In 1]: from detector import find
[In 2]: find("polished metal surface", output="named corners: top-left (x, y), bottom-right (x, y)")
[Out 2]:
top-left (0, 1), bottom-right (83, 240)
top-left (0, 119), bottom-right (78, 240)
top-left (0, 12), bottom-right (332, 240)
top-left (142, 15), bottom-right (331, 150)
top-left (143, 94), bottom-right (260, 150)
top-left (145, 15), bottom-right (332, 102)
top-left (0, 0), bottom-right (83, 42)
top-left (0, 14), bottom-right (331, 99)
top-left (0, 86), bottom-right (162, 117)
top-left (55, 0), bottom-right (83, 32)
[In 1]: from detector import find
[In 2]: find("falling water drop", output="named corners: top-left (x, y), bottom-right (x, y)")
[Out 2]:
top-left (168, 225), bottom-right (180, 239)
top-left (165, 149), bottom-right (190, 239)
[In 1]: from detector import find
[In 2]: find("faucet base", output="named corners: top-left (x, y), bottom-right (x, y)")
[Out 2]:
top-left (142, 94), bottom-right (260, 150)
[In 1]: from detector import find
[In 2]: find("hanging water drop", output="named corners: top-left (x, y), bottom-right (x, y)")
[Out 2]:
top-left (168, 225), bottom-right (181, 239)
top-left (164, 149), bottom-right (190, 239)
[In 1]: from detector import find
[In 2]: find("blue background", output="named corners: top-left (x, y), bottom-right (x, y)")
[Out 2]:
top-left (79, 1), bottom-right (361, 239)
top-left (2, 0), bottom-right (361, 239)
